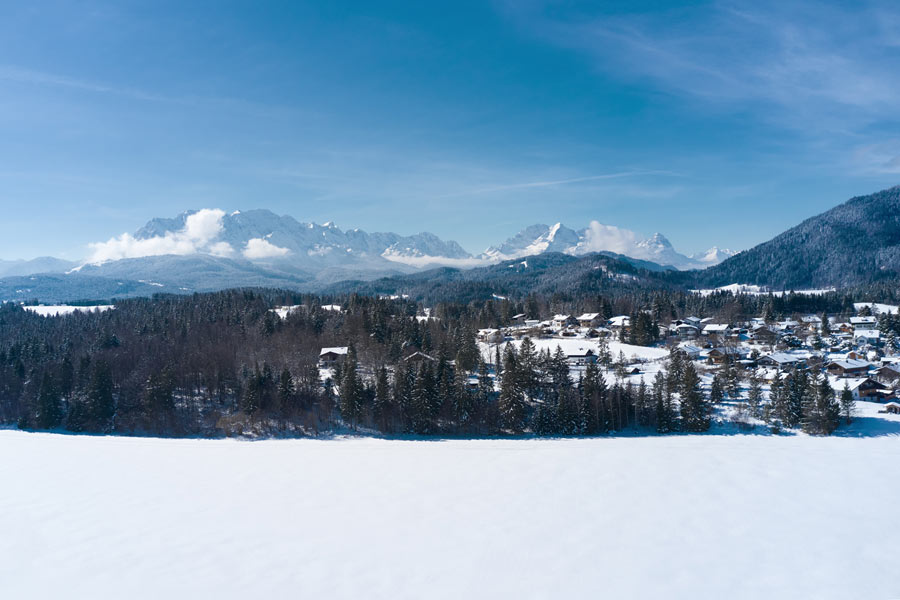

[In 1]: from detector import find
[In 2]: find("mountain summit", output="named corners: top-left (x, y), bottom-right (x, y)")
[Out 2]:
top-left (482, 222), bottom-right (731, 269)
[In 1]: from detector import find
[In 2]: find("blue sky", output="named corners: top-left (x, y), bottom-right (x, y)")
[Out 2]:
top-left (1, 0), bottom-right (900, 260)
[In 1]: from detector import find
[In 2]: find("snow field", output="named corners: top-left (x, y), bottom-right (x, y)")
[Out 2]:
top-left (1, 430), bottom-right (899, 599)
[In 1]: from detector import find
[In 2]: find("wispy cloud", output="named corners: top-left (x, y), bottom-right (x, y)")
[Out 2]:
top-left (0, 65), bottom-right (176, 103)
top-left (437, 169), bottom-right (681, 198)
top-left (499, 0), bottom-right (900, 132)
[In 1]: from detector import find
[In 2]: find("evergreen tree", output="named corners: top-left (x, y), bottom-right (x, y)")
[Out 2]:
top-left (747, 374), bottom-right (763, 418)
top-left (840, 383), bottom-right (856, 425)
top-left (278, 368), bottom-right (295, 416)
top-left (373, 365), bottom-right (392, 433)
top-left (88, 360), bottom-right (115, 431)
top-left (679, 362), bottom-right (710, 432)
top-left (709, 375), bottom-right (724, 405)
top-left (339, 346), bottom-right (364, 429)
top-left (498, 345), bottom-right (526, 433)
top-left (36, 372), bottom-right (63, 429)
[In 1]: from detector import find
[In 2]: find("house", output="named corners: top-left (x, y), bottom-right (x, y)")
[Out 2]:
top-left (404, 351), bottom-right (436, 365)
top-left (552, 314), bottom-right (576, 327)
top-left (511, 313), bottom-right (526, 323)
top-left (705, 348), bottom-right (732, 364)
top-left (674, 323), bottom-right (699, 338)
top-left (874, 364), bottom-right (900, 385)
top-left (751, 324), bottom-right (777, 343)
top-left (576, 312), bottom-right (602, 327)
top-left (885, 402), bottom-right (900, 414)
top-left (825, 359), bottom-right (872, 378)
top-left (853, 329), bottom-right (881, 345)
top-left (676, 343), bottom-right (702, 359)
top-left (564, 347), bottom-right (597, 366)
top-left (850, 316), bottom-right (878, 329)
top-left (758, 353), bottom-right (804, 370)
top-left (831, 377), bottom-right (892, 401)
top-left (319, 347), bottom-right (348, 366)
top-left (608, 315), bottom-right (631, 329)
top-left (683, 316), bottom-right (702, 329)
top-left (702, 323), bottom-right (729, 336)
top-left (477, 328), bottom-right (503, 343)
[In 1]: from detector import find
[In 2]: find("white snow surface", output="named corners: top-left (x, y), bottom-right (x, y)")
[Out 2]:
top-left (22, 304), bottom-right (114, 317)
top-left (854, 302), bottom-right (899, 315)
top-left (3, 422), bottom-right (899, 599)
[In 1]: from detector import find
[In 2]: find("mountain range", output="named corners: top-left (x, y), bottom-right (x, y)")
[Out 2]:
top-left (0, 209), bottom-right (729, 300)
top-left (4, 185), bottom-right (900, 302)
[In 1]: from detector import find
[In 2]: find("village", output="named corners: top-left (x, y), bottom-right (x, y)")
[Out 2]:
top-left (316, 300), bottom-right (900, 429)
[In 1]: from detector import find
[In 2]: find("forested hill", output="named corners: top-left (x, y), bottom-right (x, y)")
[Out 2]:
top-left (324, 252), bottom-right (683, 303)
top-left (696, 185), bottom-right (900, 289)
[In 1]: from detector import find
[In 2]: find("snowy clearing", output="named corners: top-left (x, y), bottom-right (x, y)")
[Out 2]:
top-left (480, 337), bottom-right (669, 363)
top-left (2, 428), bottom-right (899, 599)
top-left (692, 284), bottom-right (836, 297)
top-left (21, 304), bottom-right (114, 317)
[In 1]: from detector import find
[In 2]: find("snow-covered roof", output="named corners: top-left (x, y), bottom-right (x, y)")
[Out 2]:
top-left (853, 329), bottom-right (881, 339)
top-left (576, 313), bottom-right (600, 321)
top-left (609, 316), bottom-right (630, 327)
top-left (552, 314), bottom-right (571, 321)
top-left (850, 316), bottom-right (878, 325)
top-left (761, 352), bottom-right (801, 364)
top-left (677, 343), bottom-right (702, 354)
top-left (826, 359), bottom-right (871, 370)
top-left (320, 347), bottom-right (348, 356)
top-left (702, 323), bottom-right (729, 333)
top-left (827, 376), bottom-right (886, 392)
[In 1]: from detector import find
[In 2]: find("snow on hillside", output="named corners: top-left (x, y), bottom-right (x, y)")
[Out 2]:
top-left (22, 304), bottom-right (114, 317)
top-left (480, 337), bottom-right (669, 363)
top-left (853, 302), bottom-right (899, 315)
top-left (1, 429), bottom-right (898, 599)
top-left (693, 284), bottom-right (836, 297)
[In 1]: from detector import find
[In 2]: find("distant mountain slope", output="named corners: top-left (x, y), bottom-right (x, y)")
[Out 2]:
top-left (0, 257), bottom-right (76, 277)
top-left (324, 252), bottom-right (683, 303)
top-left (698, 185), bottom-right (900, 289)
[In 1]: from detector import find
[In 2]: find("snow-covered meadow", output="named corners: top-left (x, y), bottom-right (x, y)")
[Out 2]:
top-left (21, 304), bottom-right (114, 317)
top-left (2, 418), bottom-right (899, 599)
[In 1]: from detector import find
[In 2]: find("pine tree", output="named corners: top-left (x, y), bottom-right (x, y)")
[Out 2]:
top-left (840, 383), bottom-right (856, 425)
top-left (278, 368), bottom-right (295, 416)
top-left (88, 361), bottom-right (115, 431)
top-left (709, 375), bottom-right (724, 405)
top-left (653, 371), bottom-right (672, 433)
top-left (373, 365), bottom-right (392, 433)
top-left (679, 362), bottom-right (710, 432)
top-left (499, 345), bottom-right (526, 433)
top-left (339, 346), bottom-right (364, 429)
top-left (747, 374), bottom-right (763, 418)
top-left (36, 372), bottom-right (63, 429)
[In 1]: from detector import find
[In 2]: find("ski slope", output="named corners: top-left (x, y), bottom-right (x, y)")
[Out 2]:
top-left (2, 424), bottom-right (899, 599)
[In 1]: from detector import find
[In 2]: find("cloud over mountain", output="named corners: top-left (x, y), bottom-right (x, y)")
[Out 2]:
top-left (87, 209), bottom-right (228, 263)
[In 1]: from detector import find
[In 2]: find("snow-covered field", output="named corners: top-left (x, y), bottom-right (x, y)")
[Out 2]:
top-left (2, 420), bottom-right (899, 599)
top-left (692, 284), bottom-right (836, 297)
top-left (480, 337), bottom-right (669, 363)
top-left (22, 304), bottom-right (114, 317)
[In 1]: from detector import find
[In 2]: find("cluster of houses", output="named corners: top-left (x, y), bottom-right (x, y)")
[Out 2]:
top-left (316, 303), bottom-right (900, 405)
